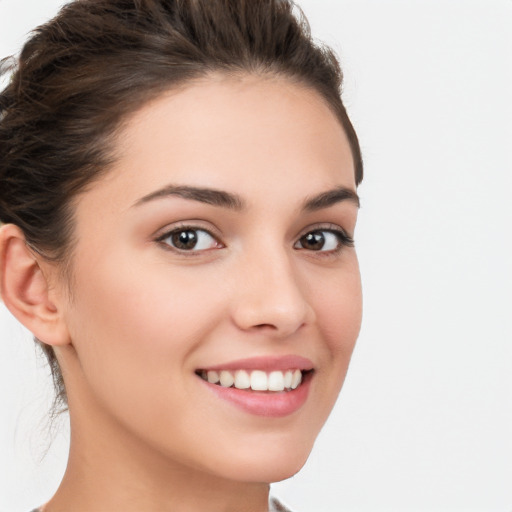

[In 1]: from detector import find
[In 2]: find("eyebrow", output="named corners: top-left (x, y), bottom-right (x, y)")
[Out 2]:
top-left (133, 185), bottom-right (245, 210)
top-left (133, 184), bottom-right (359, 211)
top-left (302, 186), bottom-right (360, 211)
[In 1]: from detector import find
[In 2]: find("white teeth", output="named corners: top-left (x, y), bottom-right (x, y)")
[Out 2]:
top-left (284, 370), bottom-right (293, 389)
top-left (250, 370), bottom-right (268, 391)
top-left (201, 369), bottom-right (306, 391)
top-left (206, 370), bottom-right (219, 384)
top-left (207, 370), bottom-right (220, 384)
top-left (234, 370), bottom-right (250, 389)
top-left (291, 369), bottom-right (302, 389)
top-left (219, 370), bottom-right (234, 387)
top-left (268, 371), bottom-right (285, 392)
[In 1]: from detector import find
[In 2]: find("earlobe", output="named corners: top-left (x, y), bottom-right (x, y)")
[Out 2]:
top-left (0, 224), bottom-right (71, 347)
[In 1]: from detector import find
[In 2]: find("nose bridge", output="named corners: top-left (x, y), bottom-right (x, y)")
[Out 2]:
top-left (231, 240), bottom-right (313, 336)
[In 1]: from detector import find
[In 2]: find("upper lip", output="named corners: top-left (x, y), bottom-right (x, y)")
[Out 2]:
top-left (198, 355), bottom-right (314, 372)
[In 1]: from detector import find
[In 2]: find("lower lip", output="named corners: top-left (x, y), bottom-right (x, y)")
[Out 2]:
top-left (199, 372), bottom-right (313, 418)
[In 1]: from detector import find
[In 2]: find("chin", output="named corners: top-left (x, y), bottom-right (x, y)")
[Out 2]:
top-left (224, 460), bottom-right (309, 484)
top-left (211, 438), bottom-right (314, 484)
top-left (264, 457), bottom-right (309, 483)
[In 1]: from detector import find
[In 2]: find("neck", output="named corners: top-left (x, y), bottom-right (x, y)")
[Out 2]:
top-left (43, 379), bottom-right (270, 512)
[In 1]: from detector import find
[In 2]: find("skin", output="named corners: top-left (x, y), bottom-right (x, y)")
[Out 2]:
top-left (0, 74), bottom-right (362, 512)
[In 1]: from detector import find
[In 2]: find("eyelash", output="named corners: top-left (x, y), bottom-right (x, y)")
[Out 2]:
top-left (155, 224), bottom-right (354, 256)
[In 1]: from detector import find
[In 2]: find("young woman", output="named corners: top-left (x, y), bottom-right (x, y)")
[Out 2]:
top-left (0, 1), bottom-right (363, 510)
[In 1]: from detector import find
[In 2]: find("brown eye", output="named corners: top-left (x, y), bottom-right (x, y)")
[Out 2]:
top-left (299, 231), bottom-right (327, 251)
top-left (294, 229), bottom-right (353, 252)
top-left (160, 228), bottom-right (220, 252)
top-left (171, 230), bottom-right (198, 250)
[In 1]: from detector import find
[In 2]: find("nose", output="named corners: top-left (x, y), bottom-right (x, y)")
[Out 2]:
top-left (230, 249), bottom-right (315, 338)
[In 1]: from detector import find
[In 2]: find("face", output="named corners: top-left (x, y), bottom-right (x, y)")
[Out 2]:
top-left (57, 75), bottom-right (362, 483)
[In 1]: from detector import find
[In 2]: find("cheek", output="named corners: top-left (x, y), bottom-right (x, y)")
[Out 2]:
top-left (297, 256), bottom-right (362, 420)
top-left (314, 258), bottom-right (363, 358)
top-left (73, 247), bottom-right (219, 333)
top-left (64, 251), bottom-right (224, 403)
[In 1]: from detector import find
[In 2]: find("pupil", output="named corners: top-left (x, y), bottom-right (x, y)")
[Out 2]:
top-left (173, 230), bottom-right (197, 249)
top-left (303, 232), bottom-right (324, 250)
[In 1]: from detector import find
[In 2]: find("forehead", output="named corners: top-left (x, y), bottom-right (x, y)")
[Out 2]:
top-left (80, 75), bottom-right (356, 213)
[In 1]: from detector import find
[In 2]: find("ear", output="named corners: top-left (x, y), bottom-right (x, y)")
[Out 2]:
top-left (0, 224), bottom-right (71, 346)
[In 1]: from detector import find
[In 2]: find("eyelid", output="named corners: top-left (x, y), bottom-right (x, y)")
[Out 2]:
top-left (154, 219), bottom-right (221, 239)
top-left (297, 223), bottom-right (354, 242)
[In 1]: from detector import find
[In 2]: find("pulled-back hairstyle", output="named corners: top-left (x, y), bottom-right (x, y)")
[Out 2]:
top-left (0, 0), bottom-right (363, 414)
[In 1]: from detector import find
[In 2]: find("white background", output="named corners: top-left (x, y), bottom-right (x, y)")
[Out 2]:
top-left (0, 1), bottom-right (511, 511)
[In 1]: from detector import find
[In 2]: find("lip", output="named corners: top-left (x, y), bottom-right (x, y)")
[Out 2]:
top-left (196, 355), bottom-right (314, 418)
top-left (198, 354), bottom-right (314, 372)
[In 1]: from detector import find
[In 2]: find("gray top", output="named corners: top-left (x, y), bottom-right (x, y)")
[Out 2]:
top-left (269, 495), bottom-right (294, 511)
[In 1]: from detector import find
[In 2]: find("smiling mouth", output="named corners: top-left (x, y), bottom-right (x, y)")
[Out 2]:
top-left (196, 369), bottom-right (312, 392)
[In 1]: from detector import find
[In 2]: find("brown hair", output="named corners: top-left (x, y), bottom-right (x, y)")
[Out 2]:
top-left (0, 0), bottom-right (363, 413)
